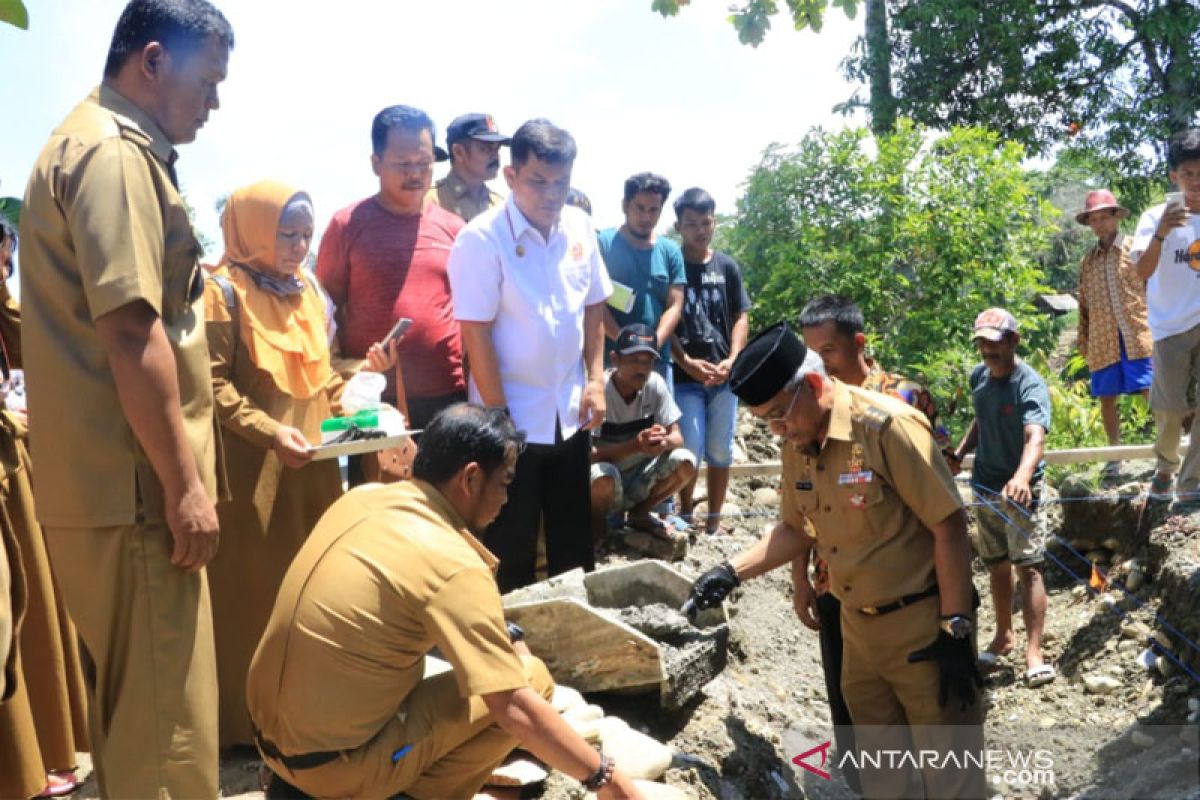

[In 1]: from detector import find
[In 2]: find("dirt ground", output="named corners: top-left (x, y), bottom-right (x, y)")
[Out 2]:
top-left (68, 423), bottom-right (1200, 799)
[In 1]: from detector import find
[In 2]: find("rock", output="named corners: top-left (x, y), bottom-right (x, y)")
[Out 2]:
top-left (503, 568), bottom-right (588, 608)
top-left (1120, 620), bottom-right (1152, 641)
top-left (563, 703), bottom-right (605, 725)
top-left (1117, 639), bottom-right (1140, 654)
top-left (587, 780), bottom-right (688, 800)
top-left (1083, 675), bottom-right (1121, 695)
top-left (551, 684), bottom-right (586, 714)
top-left (1086, 549), bottom-right (1110, 565)
top-left (723, 502), bottom-right (742, 520)
top-left (623, 529), bottom-right (687, 561)
top-left (596, 716), bottom-right (673, 781)
top-left (1156, 655), bottom-right (1178, 677)
top-left (752, 487), bottom-right (780, 508)
top-left (1188, 698), bottom-right (1200, 713)
top-left (1126, 569), bottom-right (1145, 592)
top-left (1131, 730), bottom-right (1155, 749)
top-left (1038, 716), bottom-right (1056, 729)
top-left (486, 755), bottom-right (549, 787)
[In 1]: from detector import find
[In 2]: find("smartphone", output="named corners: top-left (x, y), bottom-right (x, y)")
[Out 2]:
top-left (1165, 191), bottom-right (1186, 212)
top-left (383, 317), bottom-right (412, 346)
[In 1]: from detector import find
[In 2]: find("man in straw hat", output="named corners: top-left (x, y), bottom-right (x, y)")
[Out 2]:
top-left (684, 322), bottom-right (986, 798)
top-left (1074, 190), bottom-right (1153, 468)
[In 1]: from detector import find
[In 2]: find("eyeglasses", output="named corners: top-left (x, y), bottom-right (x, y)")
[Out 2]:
top-left (764, 383), bottom-right (803, 432)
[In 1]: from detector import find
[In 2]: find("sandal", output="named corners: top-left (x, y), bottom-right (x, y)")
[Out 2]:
top-left (36, 773), bottom-right (77, 798)
top-left (1023, 663), bottom-right (1056, 688)
top-left (627, 513), bottom-right (673, 542)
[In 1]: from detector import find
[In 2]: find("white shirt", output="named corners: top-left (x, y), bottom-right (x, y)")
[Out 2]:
top-left (448, 196), bottom-right (612, 444)
top-left (1131, 202), bottom-right (1200, 340)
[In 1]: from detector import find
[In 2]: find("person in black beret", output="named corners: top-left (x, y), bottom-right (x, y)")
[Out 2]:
top-left (685, 321), bottom-right (987, 799)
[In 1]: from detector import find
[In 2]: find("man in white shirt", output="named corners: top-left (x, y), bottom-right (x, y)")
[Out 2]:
top-left (1132, 128), bottom-right (1200, 500)
top-left (448, 119), bottom-right (611, 591)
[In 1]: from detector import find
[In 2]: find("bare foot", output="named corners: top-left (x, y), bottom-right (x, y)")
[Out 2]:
top-left (985, 630), bottom-right (1015, 658)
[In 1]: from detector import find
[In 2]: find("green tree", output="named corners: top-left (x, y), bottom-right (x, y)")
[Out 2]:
top-left (854, 0), bottom-right (1200, 179)
top-left (651, 0), bottom-right (898, 135)
top-left (728, 121), bottom-right (1057, 423)
top-left (0, 0), bottom-right (28, 30)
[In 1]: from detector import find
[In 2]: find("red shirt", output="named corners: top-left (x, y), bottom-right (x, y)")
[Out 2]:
top-left (317, 197), bottom-right (465, 398)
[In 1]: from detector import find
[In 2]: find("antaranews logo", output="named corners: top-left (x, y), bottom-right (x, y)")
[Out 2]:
top-left (791, 740), bottom-right (833, 780)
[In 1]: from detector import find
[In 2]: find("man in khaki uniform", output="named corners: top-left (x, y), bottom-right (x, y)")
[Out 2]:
top-left (248, 405), bottom-right (643, 800)
top-left (427, 113), bottom-right (509, 222)
top-left (18, 1), bottom-right (233, 796)
top-left (686, 323), bottom-right (986, 798)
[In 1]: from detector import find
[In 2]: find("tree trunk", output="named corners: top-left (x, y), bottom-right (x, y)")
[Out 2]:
top-left (865, 0), bottom-right (897, 135)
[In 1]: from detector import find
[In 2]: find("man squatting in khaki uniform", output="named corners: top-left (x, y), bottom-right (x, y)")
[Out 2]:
top-left (686, 323), bottom-right (988, 798)
top-left (18, 1), bottom-right (233, 796)
top-left (247, 405), bottom-right (645, 800)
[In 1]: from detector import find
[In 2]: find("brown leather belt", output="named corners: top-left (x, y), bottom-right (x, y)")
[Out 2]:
top-left (857, 584), bottom-right (939, 616)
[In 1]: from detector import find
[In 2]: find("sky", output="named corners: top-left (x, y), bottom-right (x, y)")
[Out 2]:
top-left (0, 0), bottom-right (864, 263)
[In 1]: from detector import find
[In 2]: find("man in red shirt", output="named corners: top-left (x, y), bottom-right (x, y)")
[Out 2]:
top-left (317, 105), bottom-right (467, 432)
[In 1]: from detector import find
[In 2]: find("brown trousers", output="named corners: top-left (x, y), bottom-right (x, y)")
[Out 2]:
top-left (265, 655), bottom-right (555, 799)
top-left (841, 598), bottom-right (989, 799)
top-left (45, 522), bottom-right (218, 799)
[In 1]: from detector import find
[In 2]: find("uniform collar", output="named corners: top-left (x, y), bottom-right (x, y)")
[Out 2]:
top-left (505, 194), bottom-right (557, 245)
top-left (410, 479), bottom-right (500, 572)
top-left (442, 168), bottom-right (487, 202)
top-left (826, 378), bottom-right (854, 443)
top-left (95, 84), bottom-right (178, 168)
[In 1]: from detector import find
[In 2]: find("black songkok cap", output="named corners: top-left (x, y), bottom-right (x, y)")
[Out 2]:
top-left (729, 322), bottom-right (809, 406)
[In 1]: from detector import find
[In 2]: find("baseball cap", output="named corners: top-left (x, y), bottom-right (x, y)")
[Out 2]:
top-left (614, 323), bottom-right (660, 358)
top-left (446, 113), bottom-right (511, 148)
top-left (973, 308), bottom-right (1019, 342)
top-left (729, 322), bottom-right (809, 406)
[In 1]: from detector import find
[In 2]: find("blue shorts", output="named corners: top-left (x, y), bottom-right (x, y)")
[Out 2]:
top-left (674, 381), bottom-right (737, 468)
top-left (1090, 335), bottom-right (1153, 397)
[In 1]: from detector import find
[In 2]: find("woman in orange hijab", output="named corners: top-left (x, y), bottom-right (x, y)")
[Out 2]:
top-left (204, 180), bottom-right (396, 750)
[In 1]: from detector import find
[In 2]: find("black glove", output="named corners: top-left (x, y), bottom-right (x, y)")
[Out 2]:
top-left (907, 630), bottom-right (983, 711)
top-left (685, 563), bottom-right (740, 619)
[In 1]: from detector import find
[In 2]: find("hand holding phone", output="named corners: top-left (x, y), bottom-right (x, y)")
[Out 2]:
top-left (384, 317), bottom-right (413, 346)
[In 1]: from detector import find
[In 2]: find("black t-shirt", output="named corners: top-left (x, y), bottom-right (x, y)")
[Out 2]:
top-left (672, 251), bottom-right (751, 384)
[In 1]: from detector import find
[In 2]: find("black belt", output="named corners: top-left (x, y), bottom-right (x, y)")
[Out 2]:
top-left (857, 584), bottom-right (939, 616)
top-left (255, 730), bottom-right (341, 771)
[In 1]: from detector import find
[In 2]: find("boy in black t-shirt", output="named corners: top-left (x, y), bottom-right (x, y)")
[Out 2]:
top-left (668, 188), bottom-right (751, 534)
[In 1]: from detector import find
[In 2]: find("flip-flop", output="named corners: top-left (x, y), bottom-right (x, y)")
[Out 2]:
top-left (1024, 663), bottom-right (1056, 687)
top-left (36, 773), bottom-right (78, 798)
top-left (627, 514), bottom-right (673, 542)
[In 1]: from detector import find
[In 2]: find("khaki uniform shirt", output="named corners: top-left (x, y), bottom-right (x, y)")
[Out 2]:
top-left (781, 381), bottom-right (962, 610)
top-left (19, 86), bottom-right (221, 527)
top-left (246, 480), bottom-right (528, 755)
top-left (427, 170), bottom-right (503, 223)
top-left (1077, 233), bottom-right (1153, 372)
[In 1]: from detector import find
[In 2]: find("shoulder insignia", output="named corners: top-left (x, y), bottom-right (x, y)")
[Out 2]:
top-left (859, 405), bottom-right (892, 432)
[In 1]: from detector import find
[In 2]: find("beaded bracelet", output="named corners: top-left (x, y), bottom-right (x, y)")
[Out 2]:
top-left (582, 752), bottom-right (615, 791)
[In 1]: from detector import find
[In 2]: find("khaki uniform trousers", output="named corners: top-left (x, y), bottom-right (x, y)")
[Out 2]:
top-left (266, 655), bottom-right (554, 800)
top-left (44, 522), bottom-right (218, 800)
top-left (1150, 323), bottom-right (1200, 487)
top-left (841, 598), bottom-right (988, 799)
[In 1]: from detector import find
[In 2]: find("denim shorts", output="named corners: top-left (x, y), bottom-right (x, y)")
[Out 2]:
top-left (674, 380), bottom-right (738, 468)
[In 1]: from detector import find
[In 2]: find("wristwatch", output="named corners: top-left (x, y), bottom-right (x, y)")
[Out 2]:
top-left (939, 614), bottom-right (973, 639)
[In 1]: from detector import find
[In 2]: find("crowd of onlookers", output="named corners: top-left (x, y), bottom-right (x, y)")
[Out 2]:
top-left (2, 0), bottom-right (1199, 796)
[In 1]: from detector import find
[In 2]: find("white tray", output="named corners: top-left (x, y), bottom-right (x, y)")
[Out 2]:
top-left (308, 430), bottom-right (419, 460)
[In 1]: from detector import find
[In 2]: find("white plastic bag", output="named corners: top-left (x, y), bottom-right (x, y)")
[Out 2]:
top-left (341, 371), bottom-right (386, 415)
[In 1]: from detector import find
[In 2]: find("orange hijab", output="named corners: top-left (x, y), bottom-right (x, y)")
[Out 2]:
top-left (217, 180), bottom-right (332, 399)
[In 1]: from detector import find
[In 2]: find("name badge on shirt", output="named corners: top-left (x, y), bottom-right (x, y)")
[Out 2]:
top-left (795, 480), bottom-right (814, 491)
top-left (838, 470), bottom-right (874, 486)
